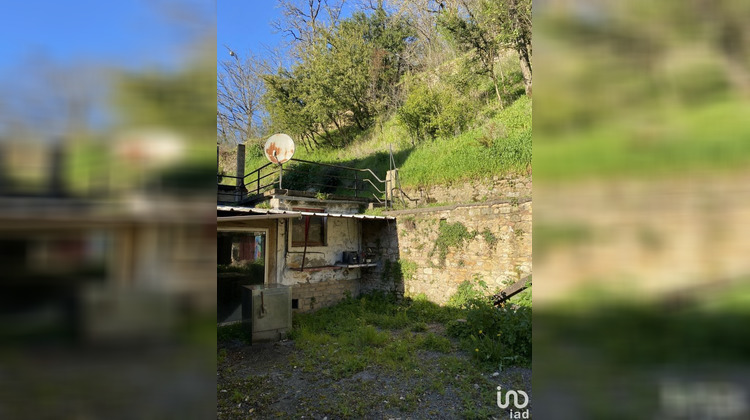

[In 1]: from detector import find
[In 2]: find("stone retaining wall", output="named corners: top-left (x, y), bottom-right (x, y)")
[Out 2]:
top-left (371, 198), bottom-right (532, 304)
top-left (400, 175), bottom-right (532, 207)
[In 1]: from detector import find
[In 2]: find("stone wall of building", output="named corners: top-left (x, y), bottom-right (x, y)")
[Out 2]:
top-left (360, 219), bottom-right (402, 296)
top-left (220, 178), bottom-right (533, 312)
top-left (372, 198), bottom-right (532, 304)
top-left (291, 278), bottom-right (359, 312)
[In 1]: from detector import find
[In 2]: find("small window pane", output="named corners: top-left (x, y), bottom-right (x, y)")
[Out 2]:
top-left (291, 216), bottom-right (326, 246)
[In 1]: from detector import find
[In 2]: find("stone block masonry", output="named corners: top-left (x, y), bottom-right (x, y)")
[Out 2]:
top-left (400, 175), bottom-right (532, 208)
top-left (291, 278), bottom-right (360, 313)
top-left (386, 198), bottom-right (532, 304)
top-left (359, 219), bottom-right (403, 296)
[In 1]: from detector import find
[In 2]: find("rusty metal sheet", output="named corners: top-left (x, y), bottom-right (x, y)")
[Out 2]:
top-left (263, 133), bottom-right (295, 164)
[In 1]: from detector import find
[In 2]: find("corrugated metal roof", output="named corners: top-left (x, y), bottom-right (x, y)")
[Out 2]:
top-left (217, 205), bottom-right (395, 220)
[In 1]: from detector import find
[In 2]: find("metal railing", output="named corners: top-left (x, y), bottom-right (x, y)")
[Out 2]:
top-left (218, 158), bottom-right (387, 203)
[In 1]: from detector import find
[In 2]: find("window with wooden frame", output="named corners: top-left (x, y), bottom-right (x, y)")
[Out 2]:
top-left (291, 208), bottom-right (327, 247)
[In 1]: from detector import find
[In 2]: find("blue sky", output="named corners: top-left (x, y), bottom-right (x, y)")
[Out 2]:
top-left (0, 1), bottom-right (199, 71)
top-left (217, 1), bottom-right (285, 60)
top-left (217, 1), bottom-right (360, 65)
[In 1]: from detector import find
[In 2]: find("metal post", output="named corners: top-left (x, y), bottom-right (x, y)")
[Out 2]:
top-left (279, 163), bottom-right (283, 189)
top-left (300, 215), bottom-right (310, 271)
top-left (257, 170), bottom-right (260, 195)
top-left (354, 171), bottom-right (358, 198)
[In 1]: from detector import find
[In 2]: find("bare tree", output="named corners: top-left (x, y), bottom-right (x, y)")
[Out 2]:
top-left (217, 48), bottom-right (267, 147)
top-left (272, 0), bottom-right (347, 55)
top-left (386, 0), bottom-right (461, 71)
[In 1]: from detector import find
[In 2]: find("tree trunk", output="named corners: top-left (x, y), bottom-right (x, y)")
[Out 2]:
top-left (310, 131), bottom-right (321, 147)
top-left (517, 44), bottom-right (533, 98)
top-left (490, 72), bottom-right (505, 108)
top-left (300, 134), bottom-right (311, 152)
top-left (321, 124), bottom-right (333, 144)
top-left (497, 60), bottom-right (509, 103)
top-left (352, 111), bottom-right (365, 130)
top-left (328, 113), bottom-right (341, 131)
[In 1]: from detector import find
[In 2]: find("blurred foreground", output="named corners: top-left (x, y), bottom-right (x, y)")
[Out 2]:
top-left (534, 0), bottom-right (750, 417)
top-left (0, 2), bottom-right (217, 418)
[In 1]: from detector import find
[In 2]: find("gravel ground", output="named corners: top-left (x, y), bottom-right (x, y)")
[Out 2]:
top-left (217, 334), bottom-right (531, 419)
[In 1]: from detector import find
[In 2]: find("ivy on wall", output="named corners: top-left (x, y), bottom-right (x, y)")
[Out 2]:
top-left (429, 220), bottom-right (477, 267)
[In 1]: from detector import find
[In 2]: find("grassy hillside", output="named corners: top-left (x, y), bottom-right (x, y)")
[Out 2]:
top-left (226, 94), bottom-right (531, 194)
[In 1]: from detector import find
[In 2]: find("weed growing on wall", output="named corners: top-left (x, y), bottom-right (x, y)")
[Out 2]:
top-left (401, 216), bottom-right (417, 231)
top-left (481, 228), bottom-right (499, 249)
top-left (400, 259), bottom-right (417, 282)
top-left (429, 220), bottom-right (477, 267)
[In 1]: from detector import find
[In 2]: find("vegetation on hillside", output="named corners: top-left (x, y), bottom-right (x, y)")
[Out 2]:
top-left (218, 0), bottom-right (532, 190)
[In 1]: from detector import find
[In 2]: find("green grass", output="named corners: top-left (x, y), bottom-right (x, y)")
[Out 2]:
top-left (535, 99), bottom-right (750, 180)
top-left (230, 95), bottom-right (531, 194)
top-left (217, 322), bottom-right (250, 343)
top-left (285, 291), bottom-right (530, 378)
top-left (400, 96), bottom-right (531, 187)
top-left (219, 291), bottom-right (530, 418)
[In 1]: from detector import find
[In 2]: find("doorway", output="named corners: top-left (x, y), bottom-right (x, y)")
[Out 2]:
top-left (217, 229), bottom-right (267, 323)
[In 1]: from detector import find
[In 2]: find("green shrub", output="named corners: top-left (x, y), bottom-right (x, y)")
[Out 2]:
top-left (445, 279), bottom-right (532, 367)
top-left (511, 281), bottom-right (532, 308)
top-left (397, 81), bottom-right (474, 144)
top-left (433, 90), bottom-right (474, 138)
top-left (397, 83), bottom-right (438, 144)
top-left (471, 305), bottom-right (531, 362)
top-left (446, 275), bottom-right (489, 309)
